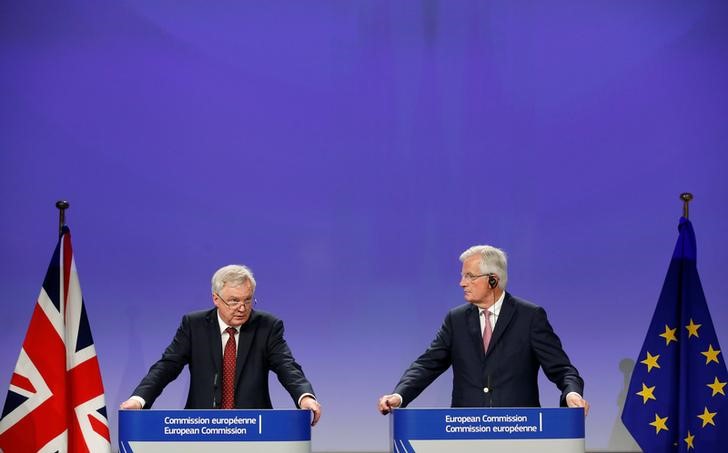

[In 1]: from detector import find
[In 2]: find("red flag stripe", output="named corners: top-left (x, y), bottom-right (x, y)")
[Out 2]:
top-left (88, 413), bottom-right (110, 443)
top-left (9, 372), bottom-right (36, 394)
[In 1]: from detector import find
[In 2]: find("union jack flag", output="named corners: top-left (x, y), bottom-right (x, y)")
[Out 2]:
top-left (0, 226), bottom-right (111, 452)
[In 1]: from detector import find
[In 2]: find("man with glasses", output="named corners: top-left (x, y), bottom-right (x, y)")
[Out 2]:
top-left (378, 245), bottom-right (588, 415)
top-left (121, 264), bottom-right (321, 425)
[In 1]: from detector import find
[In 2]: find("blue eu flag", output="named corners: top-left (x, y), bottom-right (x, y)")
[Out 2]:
top-left (622, 217), bottom-right (727, 451)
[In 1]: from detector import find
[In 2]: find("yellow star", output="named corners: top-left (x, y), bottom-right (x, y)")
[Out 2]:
top-left (697, 406), bottom-right (717, 427)
top-left (707, 376), bottom-right (727, 396)
top-left (636, 382), bottom-right (657, 404)
top-left (685, 319), bottom-right (701, 338)
top-left (659, 325), bottom-right (678, 345)
top-left (649, 413), bottom-right (669, 434)
top-left (701, 345), bottom-right (721, 365)
top-left (684, 430), bottom-right (695, 450)
top-left (641, 351), bottom-right (661, 372)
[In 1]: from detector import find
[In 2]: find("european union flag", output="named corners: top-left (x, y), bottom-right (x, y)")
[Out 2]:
top-left (622, 217), bottom-right (727, 451)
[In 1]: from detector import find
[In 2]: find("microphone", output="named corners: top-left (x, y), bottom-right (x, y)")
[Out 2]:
top-left (212, 373), bottom-right (219, 408)
top-left (486, 374), bottom-right (493, 407)
top-left (488, 340), bottom-right (498, 407)
top-left (486, 274), bottom-right (499, 407)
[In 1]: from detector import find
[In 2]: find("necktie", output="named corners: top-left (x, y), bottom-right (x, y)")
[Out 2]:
top-left (483, 309), bottom-right (493, 353)
top-left (221, 327), bottom-right (237, 409)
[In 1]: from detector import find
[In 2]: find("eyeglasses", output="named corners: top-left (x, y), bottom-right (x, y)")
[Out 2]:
top-left (215, 292), bottom-right (257, 311)
top-left (460, 273), bottom-right (490, 283)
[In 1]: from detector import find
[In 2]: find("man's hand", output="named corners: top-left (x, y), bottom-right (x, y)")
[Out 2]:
top-left (377, 394), bottom-right (402, 415)
top-left (119, 398), bottom-right (143, 410)
top-left (565, 393), bottom-right (590, 416)
top-left (300, 396), bottom-right (322, 426)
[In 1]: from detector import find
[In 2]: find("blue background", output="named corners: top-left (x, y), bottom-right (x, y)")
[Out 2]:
top-left (2, 1), bottom-right (727, 451)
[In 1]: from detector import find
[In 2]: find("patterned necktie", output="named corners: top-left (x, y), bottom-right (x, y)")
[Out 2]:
top-left (483, 309), bottom-right (493, 353)
top-left (221, 327), bottom-right (237, 409)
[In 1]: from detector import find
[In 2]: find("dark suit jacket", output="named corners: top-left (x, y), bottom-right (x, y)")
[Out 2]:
top-left (394, 293), bottom-right (583, 408)
top-left (132, 308), bottom-right (315, 409)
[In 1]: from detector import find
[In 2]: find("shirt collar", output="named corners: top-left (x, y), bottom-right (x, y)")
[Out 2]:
top-left (478, 290), bottom-right (505, 318)
top-left (216, 311), bottom-right (239, 335)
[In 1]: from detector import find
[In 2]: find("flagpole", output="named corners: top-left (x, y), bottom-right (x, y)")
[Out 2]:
top-left (680, 192), bottom-right (693, 219)
top-left (55, 200), bottom-right (69, 237)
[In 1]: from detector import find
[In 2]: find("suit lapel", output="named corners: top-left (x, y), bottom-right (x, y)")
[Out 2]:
top-left (488, 292), bottom-right (515, 354)
top-left (207, 310), bottom-right (222, 375)
top-left (466, 305), bottom-right (485, 359)
top-left (235, 311), bottom-right (258, 384)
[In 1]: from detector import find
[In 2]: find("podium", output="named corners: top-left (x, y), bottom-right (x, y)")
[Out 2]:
top-left (119, 409), bottom-right (311, 452)
top-left (391, 407), bottom-right (584, 453)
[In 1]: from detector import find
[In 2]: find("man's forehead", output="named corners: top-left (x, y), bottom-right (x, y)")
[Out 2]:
top-left (221, 281), bottom-right (253, 293)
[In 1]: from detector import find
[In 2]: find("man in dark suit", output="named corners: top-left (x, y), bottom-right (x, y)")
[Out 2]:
top-left (378, 245), bottom-right (588, 414)
top-left (120, 264), bottom-right (321, 425)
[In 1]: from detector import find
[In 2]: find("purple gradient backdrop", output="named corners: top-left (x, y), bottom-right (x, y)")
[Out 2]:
top-left (2, 1), bottom-right (727, 451)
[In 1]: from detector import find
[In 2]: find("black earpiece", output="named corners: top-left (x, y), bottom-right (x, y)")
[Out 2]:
top-left (488, 274), bottom-right (497, 289)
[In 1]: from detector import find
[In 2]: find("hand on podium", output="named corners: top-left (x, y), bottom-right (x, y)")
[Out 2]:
top-left (119, 398), bottom-right (143, 410)
top-left (300, 395), bottom-right (322, 426)
top-left (565, 393), bottom-right (590, 415)
top-left (378, 394), bottom-right (403, 415)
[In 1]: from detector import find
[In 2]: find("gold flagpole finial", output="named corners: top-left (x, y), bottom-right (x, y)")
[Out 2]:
top-left (680, 193), bottom-right (693, 219)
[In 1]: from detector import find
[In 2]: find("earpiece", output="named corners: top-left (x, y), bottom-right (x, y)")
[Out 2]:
top-left (488, 274), bottom-right (497, 289)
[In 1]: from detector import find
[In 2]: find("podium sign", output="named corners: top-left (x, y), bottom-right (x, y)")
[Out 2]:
top-left (119, 409), bottom-right (311, 452)
top-left (391, 407), bottom-right (584, 453)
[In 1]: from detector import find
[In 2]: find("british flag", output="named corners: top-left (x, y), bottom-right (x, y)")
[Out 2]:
top-left (0, 226), bottom-right (110, 452)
